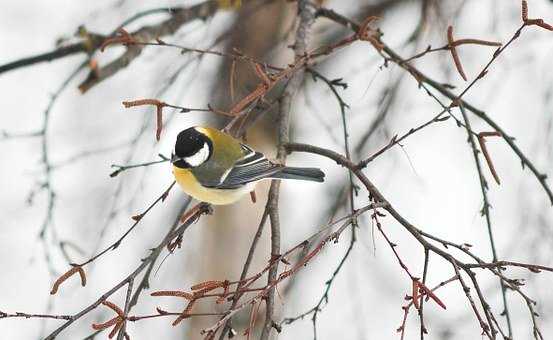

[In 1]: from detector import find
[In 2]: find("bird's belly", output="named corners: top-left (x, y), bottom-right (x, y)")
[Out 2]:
top-left (172, 167), bottom-right (253, 205)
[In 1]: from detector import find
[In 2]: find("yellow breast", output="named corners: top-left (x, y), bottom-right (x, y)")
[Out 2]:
top-left (172, 166), bottom-right (253, 205)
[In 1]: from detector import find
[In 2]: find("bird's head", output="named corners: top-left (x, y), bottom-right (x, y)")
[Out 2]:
top-left (171, 127), bottom-right (213, 169)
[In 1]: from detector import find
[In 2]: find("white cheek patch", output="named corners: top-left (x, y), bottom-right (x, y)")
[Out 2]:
top-left (184, 142), bottom-right (210, 167)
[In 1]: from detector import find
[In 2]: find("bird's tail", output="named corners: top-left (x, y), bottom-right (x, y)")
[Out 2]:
top-left (271, 166), bottom-right (325, 182)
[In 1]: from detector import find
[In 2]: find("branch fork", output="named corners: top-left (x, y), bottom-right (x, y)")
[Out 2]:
top-left (91, 301), bottom-right (130, 339)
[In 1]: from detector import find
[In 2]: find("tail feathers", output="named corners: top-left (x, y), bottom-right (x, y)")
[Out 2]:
top-left (271, 166), bottom-right (325, 182)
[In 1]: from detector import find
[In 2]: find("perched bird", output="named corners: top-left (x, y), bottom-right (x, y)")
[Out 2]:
top-left (171, 126), bottom-right (325, 205)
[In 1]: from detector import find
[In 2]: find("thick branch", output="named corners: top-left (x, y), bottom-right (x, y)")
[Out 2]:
top-left (0, 42), bottom-right (96, 75)
top-left (260, 1), bottom-right (316, 339)
top-left (285, 142), bottom-right (550, 338)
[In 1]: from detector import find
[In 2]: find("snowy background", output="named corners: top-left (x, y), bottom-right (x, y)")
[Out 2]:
top-left (1, 0), bottom-right (552, 339)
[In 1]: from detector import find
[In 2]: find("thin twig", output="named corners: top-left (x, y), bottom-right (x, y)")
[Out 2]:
top-left (43, 201), bottom-right (207, 339)
top-left (459, 104), bottom-right (512, 336)
top-left (317, 7), bottom-right (553, 205)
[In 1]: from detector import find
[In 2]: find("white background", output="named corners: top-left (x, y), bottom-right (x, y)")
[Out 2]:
top-left (1, 1), bottom-right (552, 339)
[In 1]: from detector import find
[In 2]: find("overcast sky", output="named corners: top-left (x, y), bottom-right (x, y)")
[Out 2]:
top-left (1, 1), bottom-right (552, 339)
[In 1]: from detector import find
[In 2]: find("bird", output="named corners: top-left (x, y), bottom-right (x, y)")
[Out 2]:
top-left (171, 126), bottom-right (325, 205)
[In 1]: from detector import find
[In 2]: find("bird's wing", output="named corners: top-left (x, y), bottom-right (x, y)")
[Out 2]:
top-left (210, 144), bottom-right (282, 189)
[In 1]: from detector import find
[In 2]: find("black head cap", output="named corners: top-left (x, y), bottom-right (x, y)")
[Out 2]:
top-left (172, 127), bottom-right (212, 168)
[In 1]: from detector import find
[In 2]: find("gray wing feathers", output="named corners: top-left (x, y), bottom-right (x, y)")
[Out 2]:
top-left (217, 150), bottom-right (282, 189)
top-left (204, 143), bottom-right (324, 189)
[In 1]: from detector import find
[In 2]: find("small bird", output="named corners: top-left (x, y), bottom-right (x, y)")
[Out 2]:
top-left (171, 126), bottom-right (325, 205)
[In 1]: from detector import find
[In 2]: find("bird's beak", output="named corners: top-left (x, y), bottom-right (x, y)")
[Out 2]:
top-left (170, 153), bottom-right (179, 164)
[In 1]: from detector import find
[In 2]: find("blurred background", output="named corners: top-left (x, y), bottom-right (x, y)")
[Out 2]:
top-left (1, 0), bottom-right (552, 339)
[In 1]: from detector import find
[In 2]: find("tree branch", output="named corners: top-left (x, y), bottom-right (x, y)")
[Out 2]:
top-left (317, 6), bottom-right (553, 205)
top-left (260, 1), bottom-right (316, 339)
